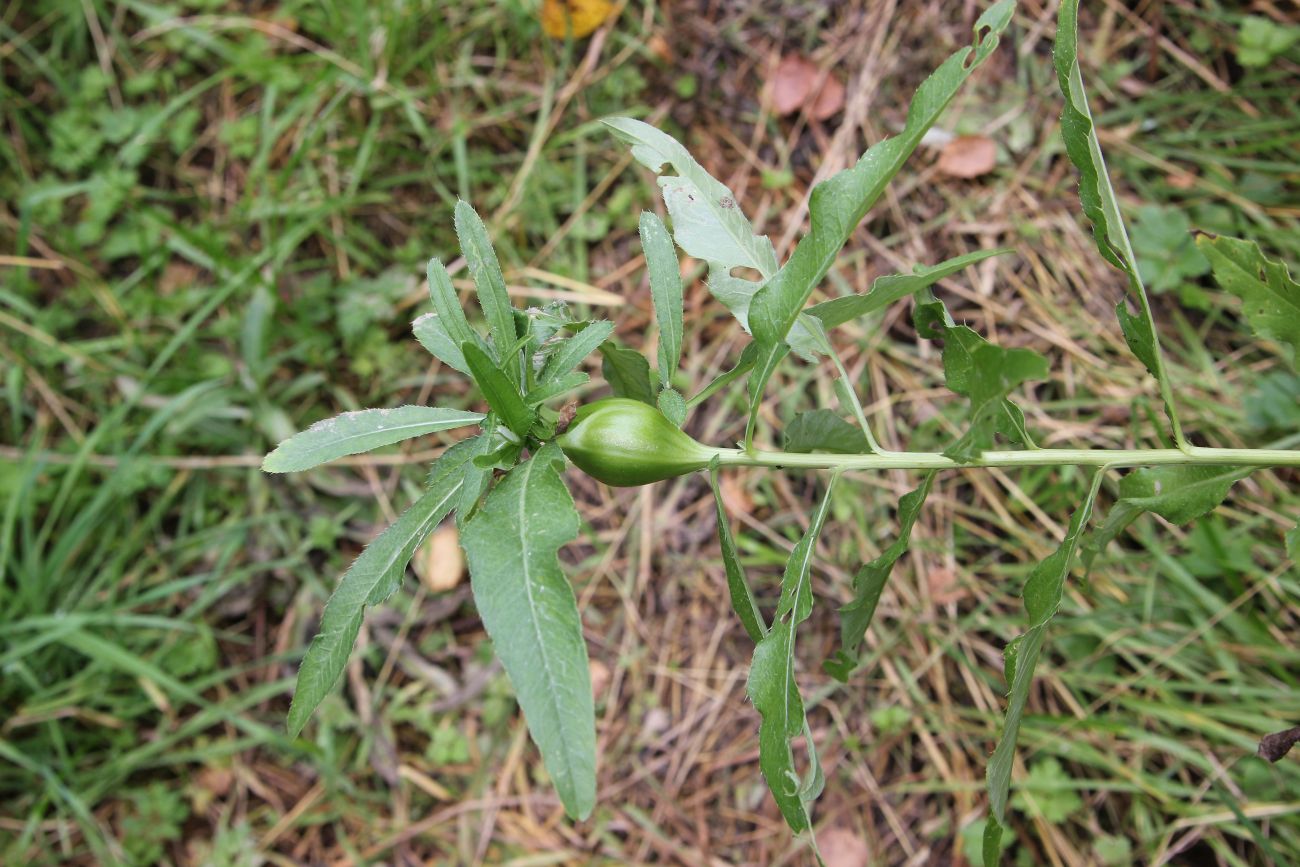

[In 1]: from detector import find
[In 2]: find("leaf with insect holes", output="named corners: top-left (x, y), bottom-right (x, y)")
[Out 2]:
top-left (460, 444), bottom-right (596, 820)
top-left (263, 406), bottom-right (484, 473)
top-left (914, 300), bottom-right (1048, 462)
top-left (826, 472), bottom-right (936, 682)
top-left (747, 474), bottom-right (837, 833)
top-left (454, 201), bottom-right (518, 378)
top-left (462, 343), bottom-right (535, 439)
top-left (604, 117), bottom-right (778, 330)
top-left (1198, 234), bottom-right (1300, 367)
top-left (640, 212), bottom-right (684, 385)
top-left (287, 440), bottom-right (477, 735)
top-left (599, 342), bottom-right (657, 405)
top-left (1082, 465), bottom-right (1252, 573)
top-left (710, 460), bottom-right (767, 645)
top-left (985, 471), bottom-right (1102, 841)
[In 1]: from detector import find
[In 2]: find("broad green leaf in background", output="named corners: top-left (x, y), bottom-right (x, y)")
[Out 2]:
top-left (825, 472), bottom-right (936, 682)
top-left (1055, 0), bottom-right (1185, 445)
top-left (783, 410), bottom-right (871, 455)
top-left (914, 301), bottom-right (1048, 462)
top-left (747, 0), bottom-right (1014, 347)
top-left (747, 473), bottom-right (838, 833)
top-left (1128, 206), bottom-right (1209, 300)
top-left (460, 444), bottom-right (596, 820)
top-left (263, 406), bottom-right (484, 473)
top-left (1236, 15), bottom-right (1300, 68)
top-left (604, 117), bottom-right (778, 329)
top-left (599, 342), bottom-right (657, 405)
top-left (454, 201), bottom-right (519, 378)
top-left (1082, 465), bottom-right (1252, 572)
top-left (538, 320), bottom-right (614, 386)
top-left (286, 440), bottom-right (476, 735)
top-left (462, 343), bottom-right (536, 438)
top-left (984, 469), bottom-right (1104, 858)
top-left (1198, 234), bottom-right (1300, 367)
top-left (640, 211), bottom-right (684, 385)
top-left (709, 460), bottom-right (767, 645)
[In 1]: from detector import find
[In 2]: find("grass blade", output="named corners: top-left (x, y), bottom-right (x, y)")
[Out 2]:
top-left (263, 406), bottom-right (483, 473)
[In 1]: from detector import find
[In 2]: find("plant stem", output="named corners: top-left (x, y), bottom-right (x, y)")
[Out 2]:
top-left (712, 446), bottom-right (1300, 472)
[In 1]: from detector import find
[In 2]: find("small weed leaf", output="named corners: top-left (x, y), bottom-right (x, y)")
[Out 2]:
top-left (263, 406), bottom-right (485, 473)
top-left (462, 343), bottom-right (536, 439)
top-left (709, 460), bottom-right (768, 645)
top-left (746, 474), bottom-right (838, 833)
top-left (427, 258), bottom-right (484, 357)
top-left (657, 386), bottom-right (687, 427)
top-left (538, 321), bottom-right (615, 386)
top-left (454, 201), bottom-right (519, 381)
top-left (599, 342), bottom-right (657, 405)
top-left (287, 440), bottom-right (477, 736)
top-left (1198, 234), bottom-right (1300, 368)
top-left (460, 444), bottom-right (596, 820)
top-left (640, 212), bottom-right (684, 385)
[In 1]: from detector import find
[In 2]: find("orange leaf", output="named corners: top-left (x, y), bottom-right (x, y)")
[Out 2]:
top-left (769, 54), bottom-right (818, 116)
top-left (541, 0), bottom-right (615, 39)
top-left (936, 135), bottom-right (998, 179)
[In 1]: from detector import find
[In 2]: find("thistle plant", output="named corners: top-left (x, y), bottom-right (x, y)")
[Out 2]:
top-left (263, 1), bottom-right (1300, 860)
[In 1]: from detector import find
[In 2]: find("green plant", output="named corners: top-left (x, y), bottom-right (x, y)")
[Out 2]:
top-left (262, 0), bottom-right (1300, 860)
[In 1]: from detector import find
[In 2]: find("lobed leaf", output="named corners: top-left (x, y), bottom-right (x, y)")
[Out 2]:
top-left (460, 444), bottom-right (596, 820)
top-left (454, 201), bottom-right (519, 379)
top-left (825, 472), bottom-right (936, 682)
top-left (914, 300), bottom-right (1048, 461)
top-left (1198, 234), bottom-right (1300, 368)
top-left (263, 406), bottom-right (484, 473)
top-left (746, 474), bottom-right (838, 833)
top-left (640, 212), bottom-right (685, 385)
top-left (709, 461), bottom-right (768, 645)
top-left (287, 441), bottom-right (476, 735)
top-left (985, 470), bottom-right (1104, 840)
top-left (462, 343), bottom-right (536, 439)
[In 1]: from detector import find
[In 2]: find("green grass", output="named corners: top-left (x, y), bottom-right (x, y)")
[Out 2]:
top-left (3, 0), bottom-right (1300, 864)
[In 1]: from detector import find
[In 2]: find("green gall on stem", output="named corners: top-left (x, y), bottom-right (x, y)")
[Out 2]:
top-left (556, 398), bottom-right (714, 487)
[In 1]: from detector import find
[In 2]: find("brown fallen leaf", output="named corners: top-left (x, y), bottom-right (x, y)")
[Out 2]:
top-left (936, 134), bottom-right (998, 179)
top-left (820, 827), bottom-right (870, 867)
top-left (770, 54), bottom-right (818, 116)
top-left (541, 0), bottom-right (615, 40)
top-left (413, 525), bottom-right (465, 593)
top-left (589, 659), bottom-right (611, 700)
top-left (810, 72), bottom-right (846, 121)
top-left (1258, 725), bottom-right (1300, 762)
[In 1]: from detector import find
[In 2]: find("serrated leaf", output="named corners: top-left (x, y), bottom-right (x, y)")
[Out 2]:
top-left (783, 410), bottom-right (870, 455)
top-left (462, 343), bottom-right (535, 438)
top-left (747, 474), bottom-right (838, 832)
top-left (263, 406), bottom-right (484, 473)
top-left (460, 444), bottom-right (596, 820)
top-left (826, 472), bottom-right (936, 682)
top-left (1082, 465), bottom-right (1251, 572)
top-left (287, 440), bottom-right (475, 735)
top-left (914, 300), bottom-right (1048, 461)
top-left (657, 386), bottom-right (687, 427)
top-left (599, 342), bottom-right (657, 405)
top-left (1198, 234), bottom-right (1300, 367)
top-left (454, 201), bottom-right (518, 377)
top-left (640, 212), bottom-right (684, 384)
top-left (748, 1), bottom-right (1014, 347)
top-left (709, 460), bottom-right (767, 645)
top-left (986, 471), bottom-right (1103, 828)
top-left (539, 320), bottom-right (614, 386)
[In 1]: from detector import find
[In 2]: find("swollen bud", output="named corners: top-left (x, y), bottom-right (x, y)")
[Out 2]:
top-left (556, 398), bottom-right (714, 487)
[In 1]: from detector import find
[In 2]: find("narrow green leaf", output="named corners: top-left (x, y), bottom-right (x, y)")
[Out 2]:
top-left (454, 420), bottom-right (499, 524)
top-left (427, 257), bottom-right (481, 350)
top-left (1198, 234), bottom-right (1300, 367)
top-left (744, 341), bottom-right (790, 449)
top-left (825, 472), bottom-right (936, 682)
top-left (454, 201), bottom-right (518, 374)
top-left (287, 441), bottom-right (475, 735)
top-left (460, 444), bottom-right (596, 820)
top-left (657, 386), bottom-right (687, 428)
top-left (604, 118), bottom-right (778, 332)
top-left (914, 300), bottom-right (1048, 461)
top-left (783, 410), bottom-right (871, 455)
top-left (539, 321), bottom-right (614, 386)
top-left (413, 312), bottom-right (472, 375)
top-left (1082, 465), bottom-right (1251, 572)
top-left (263, 406), bottom-right (484, 473)
top-left (983, 818), bottom-right (1004, 867)
top-left (462, 343), bottom-right (535, 439)
top-left (599, 342), bottom-right (657, 405)
top-left (747, 474), bottom-right (838, 832)
top-left (525, 371), bottom-right (589, 406)
top-left (986, 471), bottom-right (1103, 826)
top-left (709, 460), bottom-right (767, 645)
top-left (688, 342), bottom-right (759, 408)
top-left (1287, 525), bottom-right (1300, 562)
top-left (640, 212), bottom-right (684, 384)
top-left (748, 1), bottom-right (1014, 346)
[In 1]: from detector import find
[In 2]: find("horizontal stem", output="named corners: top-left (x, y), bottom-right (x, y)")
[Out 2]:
top-left (712, 446), bottom-right (1300, 472)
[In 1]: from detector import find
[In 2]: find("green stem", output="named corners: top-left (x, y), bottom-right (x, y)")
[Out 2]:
top-left (711, 446), bottom-right (1300, 472)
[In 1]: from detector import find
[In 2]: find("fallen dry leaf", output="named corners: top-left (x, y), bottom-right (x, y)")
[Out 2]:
top-left (589, 659), bottom-right (611, 699)
top-left (541, 0), bottom-right (615, 39)
top-left (720, 473), bottom-right (753, 516)
top-left (936, 134), bottom-right (998, 179)
top-left (770, 54), bottom-right (818, 116)
top-left (819, 827), bottom-right (870, 867)
top-left (809, 73), bottom-right (846, 121)
top-left (413, 525), bottom-right (465, 593)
